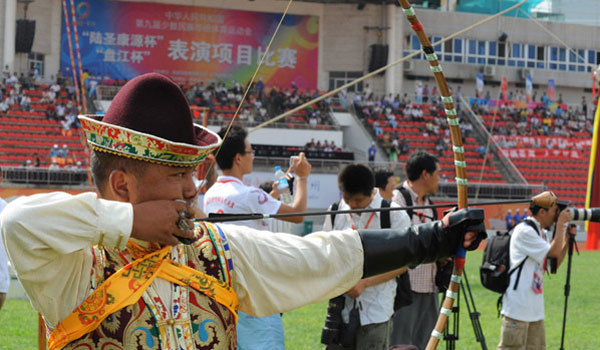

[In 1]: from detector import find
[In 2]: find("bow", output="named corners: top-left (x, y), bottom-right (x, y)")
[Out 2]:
top-left (397, 2), bottom-right (466, 347)
top-left (397, 1), bottom-right (524, 348)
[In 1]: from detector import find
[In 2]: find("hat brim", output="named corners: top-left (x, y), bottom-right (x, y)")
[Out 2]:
top-left (79, 115), bottom-right (221, 167)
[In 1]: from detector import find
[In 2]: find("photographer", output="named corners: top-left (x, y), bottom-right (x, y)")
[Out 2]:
top-left (322, 164), bottom-right (410, 350)
top-left (498, 191), bottom-right (572, 350)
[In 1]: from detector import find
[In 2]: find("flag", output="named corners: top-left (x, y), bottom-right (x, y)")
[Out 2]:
top-left (525, 73), bottom-right (533, 102)
top-left (501, 76), bottom-right (508, 101)
top-left (548, 79), bottom-right (555, 101)
top-left (587, 97), bottom-right (600, 250)
top-left (593, 72), bottom-right (597, 99)
top-left (476, 73), bottom-right (484, 98)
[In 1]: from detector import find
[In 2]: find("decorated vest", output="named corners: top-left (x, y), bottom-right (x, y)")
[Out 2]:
top-left (62, 223), bottom-right (237, 350)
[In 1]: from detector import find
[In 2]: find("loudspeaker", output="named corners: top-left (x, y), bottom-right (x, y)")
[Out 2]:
top-left (498, 32), bottom-right (508, 42)
top-left (369, 44), bottom-right (389, 74)
top-left (15, 19), bottom-right (36, 53)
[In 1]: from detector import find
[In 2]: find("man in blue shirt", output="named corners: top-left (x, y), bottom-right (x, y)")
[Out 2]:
top-left (514, 208), bottom-right (523, 224)
top-left (368, 143), bottom-right (377, 165)
top-left (505, 209), bottom-right (514, 231)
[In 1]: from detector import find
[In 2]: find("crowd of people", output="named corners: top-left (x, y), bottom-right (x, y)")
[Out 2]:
top-left (0, 69), bottom-right (346, 170)
top-left (186, 79), bottom-right (336, 128)
top-left (471, 90), bottom-right (593, 140)
top-left (353, 87), bottom-right (473, 167)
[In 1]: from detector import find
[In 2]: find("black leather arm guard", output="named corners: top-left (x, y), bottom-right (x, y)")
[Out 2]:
top-left (359, 208), bottom-right (486, 278)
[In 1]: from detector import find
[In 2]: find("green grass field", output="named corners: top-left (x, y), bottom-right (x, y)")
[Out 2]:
top-left (1, 250), bottom-right (598, 349)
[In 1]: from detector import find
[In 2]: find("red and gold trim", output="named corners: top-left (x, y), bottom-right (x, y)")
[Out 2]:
top-left (79, 115), bottom-right (221, 167)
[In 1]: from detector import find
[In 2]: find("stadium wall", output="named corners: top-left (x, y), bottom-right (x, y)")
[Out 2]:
top-left (1, 1), bottom-right (598, 103)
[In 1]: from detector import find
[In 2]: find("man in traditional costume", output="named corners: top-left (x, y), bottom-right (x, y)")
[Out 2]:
top-left (1, 73), bottom-right (484, 349)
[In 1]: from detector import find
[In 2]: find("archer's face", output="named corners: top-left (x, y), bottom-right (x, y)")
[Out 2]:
top-left (129, 163), bottom-right (197, 204)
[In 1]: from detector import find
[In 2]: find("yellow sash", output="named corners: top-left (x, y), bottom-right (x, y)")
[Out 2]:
top-left (48, 245), bottom-right (238, 350)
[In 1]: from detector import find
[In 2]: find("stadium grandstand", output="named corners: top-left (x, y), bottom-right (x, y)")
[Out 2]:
top-left (0, 0), bottom-right (597, 221)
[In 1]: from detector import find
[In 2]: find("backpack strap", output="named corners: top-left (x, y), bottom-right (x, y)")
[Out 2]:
top-left (329, 201), bottom-right (340, 228)
top-left (380, 199), bottom-right (391, 229)
top-left (397, 186), bottom-right (437, 222)
top-left (509, 219), bottom-right (540, 291)
top-left (396, 187), bottom-right (414, 220)
top-left (428, 196), bottom-right (438, 221)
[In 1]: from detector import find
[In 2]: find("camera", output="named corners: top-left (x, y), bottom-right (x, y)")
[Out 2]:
top-left (321, 295), bottom-right (345, 345)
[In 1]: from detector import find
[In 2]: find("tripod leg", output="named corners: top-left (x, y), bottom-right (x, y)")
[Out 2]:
top-left (560, 234), bottom-right (575, 350)
top-left (461, 270), bottom-right (488, 350)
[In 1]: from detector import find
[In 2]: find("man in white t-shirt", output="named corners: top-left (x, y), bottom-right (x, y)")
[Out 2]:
top-left (499, 191), bottom-right (571, 350)
top-left (204, 125), bottom-right (311, 349)
top-left (323, 164), bottom-right (410, 350)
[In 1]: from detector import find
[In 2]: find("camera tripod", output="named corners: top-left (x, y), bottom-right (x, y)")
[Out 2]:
top-left (441, 268), bottom-right (487, 350)
top-left (559, 233), bottom-right (578, 350)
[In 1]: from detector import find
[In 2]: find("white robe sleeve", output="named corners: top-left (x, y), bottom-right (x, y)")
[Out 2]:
top-left (0, 192), bottom-right (133, 327)
top-left (221, 223), bottom-right (364, 317)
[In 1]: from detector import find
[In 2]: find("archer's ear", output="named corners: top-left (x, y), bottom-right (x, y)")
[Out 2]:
top-left (107, 169), bottom-right (132, 202)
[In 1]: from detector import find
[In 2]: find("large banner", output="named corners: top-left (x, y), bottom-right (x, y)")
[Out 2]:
top-left (501, 148), bottom-right (587, 160)
top-left (493, 135), bottom-right (592, 150)
top-left (61, 0), bottom-right (319, 88)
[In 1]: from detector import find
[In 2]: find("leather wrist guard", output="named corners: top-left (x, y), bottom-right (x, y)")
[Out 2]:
top-left (359, 208), bottom-right (486, 278)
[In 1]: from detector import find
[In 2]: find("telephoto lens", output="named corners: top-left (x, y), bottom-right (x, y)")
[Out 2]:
top-left (321, 295), bottom-right (346, 345)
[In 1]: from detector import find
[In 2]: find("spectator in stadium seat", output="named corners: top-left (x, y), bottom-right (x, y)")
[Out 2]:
top-left (0, 99), bottom-right (8, 114)
top-left (6, 73), bottom-right (18, 86)
top-left (399, 139), bottom-right (410, 156)
top-left (50, 144), bottom-right (60, 164)
top-left (368, 142), bottom-right (377, 165)
top-left (415, 82), bottom-right (423, 104)
top-left (88, 75), bottom-right (99, 98)
top-left (422, 84), bottom-right (429, 104)
top-left (1, 65), bottom-right (9, 80)
top-left (33, 153), bottom-right (41, 168)
top-left (204, 124), bottom-right (312, 350)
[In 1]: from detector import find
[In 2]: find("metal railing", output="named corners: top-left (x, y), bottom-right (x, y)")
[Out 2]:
top-left (2, 167), bottom-right (89, 186)
top-left (436, 182), bottom-right (545, 200)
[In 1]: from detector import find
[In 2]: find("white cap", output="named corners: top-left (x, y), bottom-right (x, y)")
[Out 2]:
top-left (508, 209), bottom-right (512, 213)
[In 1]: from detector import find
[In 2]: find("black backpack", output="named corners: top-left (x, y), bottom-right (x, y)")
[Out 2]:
top-left (480, 219), bottom-right (539, 294)
top-left (329, 199), bottom-right (412, 310)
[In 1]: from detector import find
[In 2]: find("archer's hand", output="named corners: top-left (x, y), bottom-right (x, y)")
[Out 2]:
top-left (131, 200), bottom-right (196, 246)
top-left (442, 208), bottom-right (486, 251)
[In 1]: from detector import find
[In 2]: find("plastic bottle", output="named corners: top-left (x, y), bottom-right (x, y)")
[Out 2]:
top-left (274, 166), bottom-right (293, 204)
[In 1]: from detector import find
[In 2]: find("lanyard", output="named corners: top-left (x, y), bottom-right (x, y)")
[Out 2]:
top-left (350, 211), bottom-right (376, 230)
